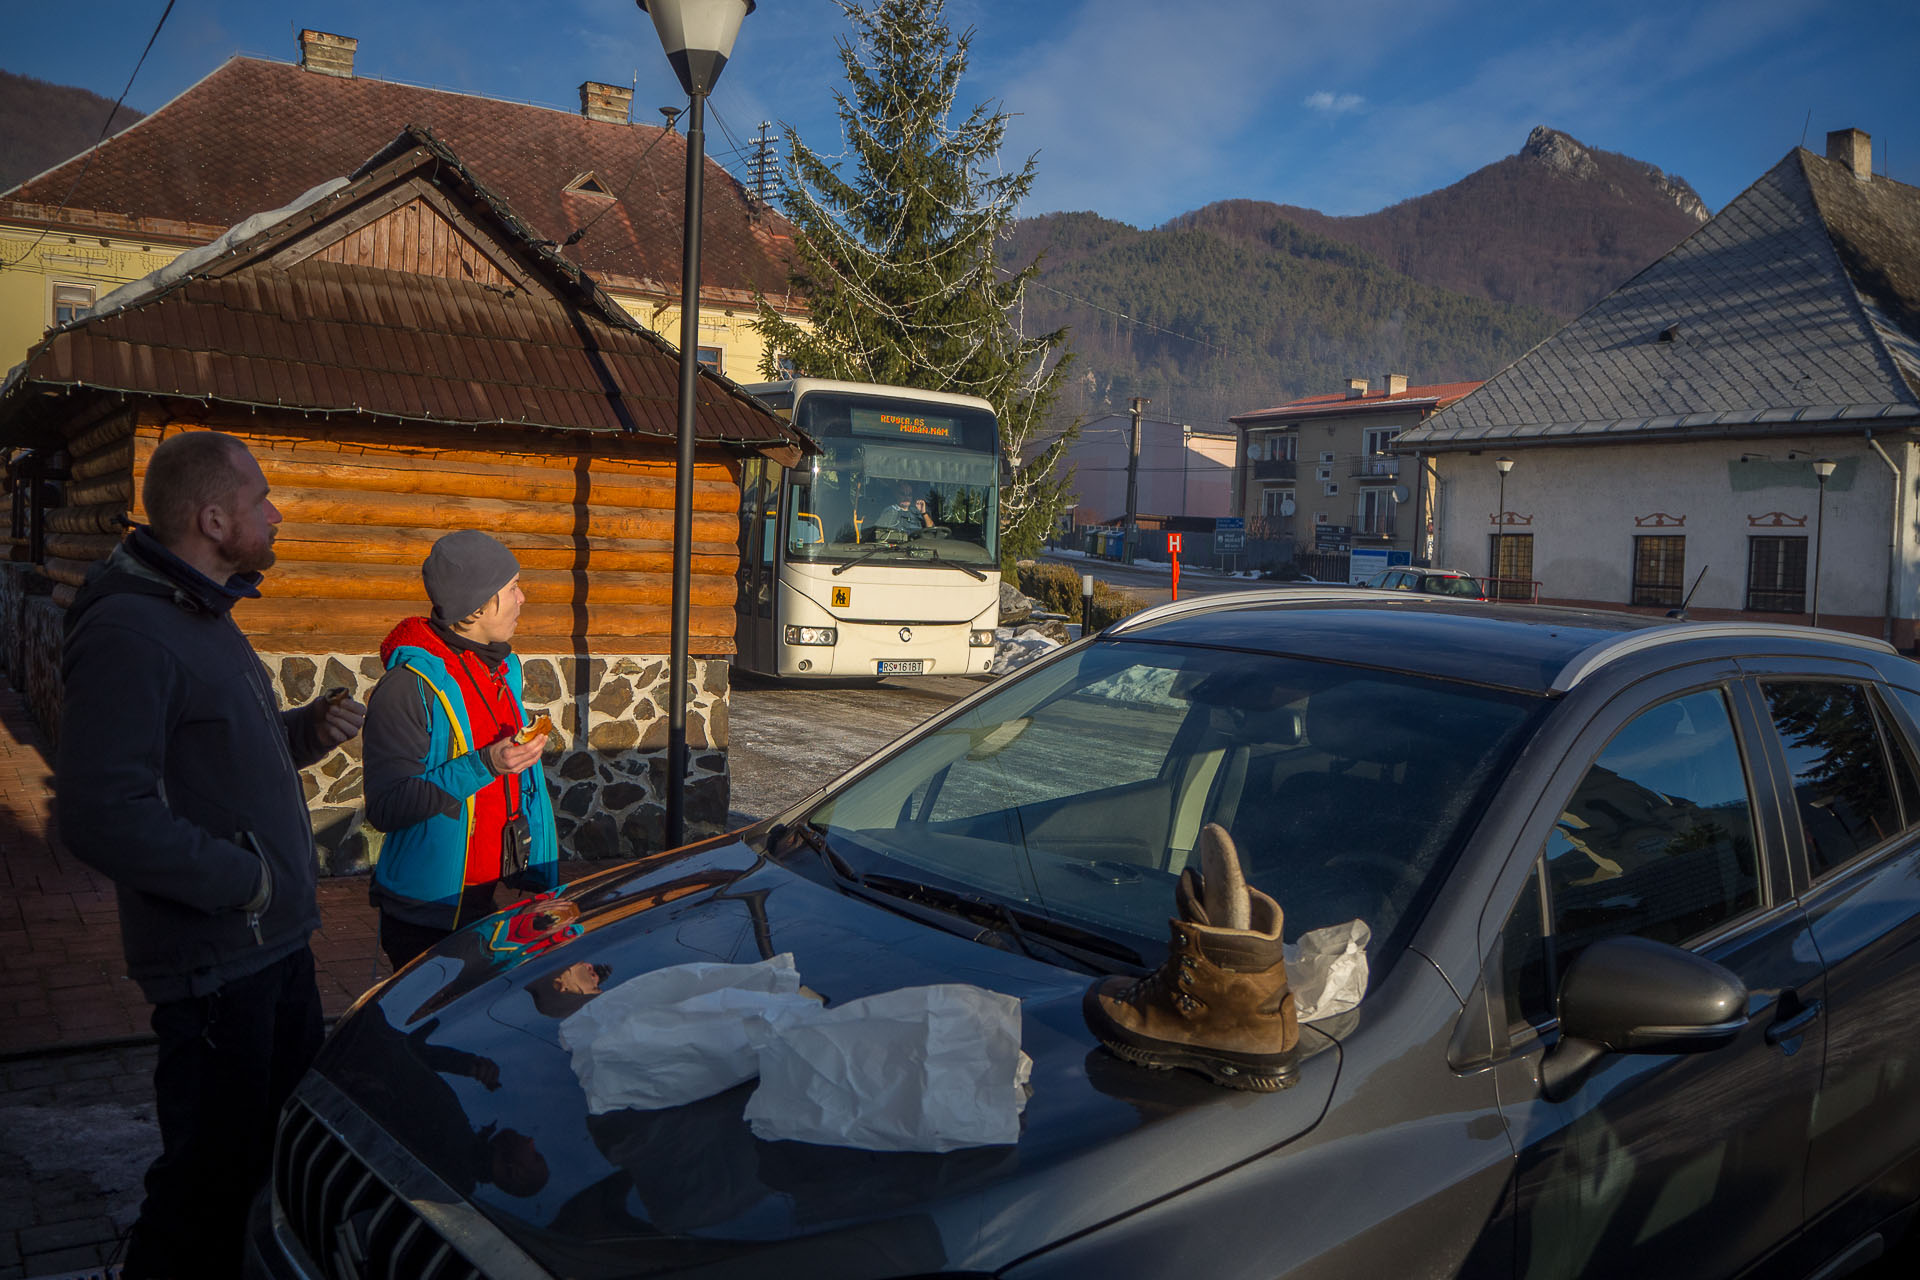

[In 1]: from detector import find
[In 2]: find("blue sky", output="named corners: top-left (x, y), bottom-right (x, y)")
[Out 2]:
top-left (6, 0), bottom-right (1917, 226)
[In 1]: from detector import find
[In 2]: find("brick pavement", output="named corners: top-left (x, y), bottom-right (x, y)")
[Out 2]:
top-left (0, 677), bottom-right (397, 1278)
top-left (0, 684), bottom-right (394, 1057)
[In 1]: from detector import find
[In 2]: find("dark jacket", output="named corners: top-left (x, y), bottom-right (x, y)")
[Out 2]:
top-left (56, 529), bottom-right (331, 1003)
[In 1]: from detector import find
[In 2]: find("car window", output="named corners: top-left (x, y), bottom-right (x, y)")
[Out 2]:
top-left (1426, 575), bottom-right (1482, 597)
top-left (1883, 688), bottom-right (1920, 818)
top-left (806, 641), bottom-right (1546, 963)
top-left (1501, 862), bottom-right (1553, 1031)
top-left (1543, 688), bottom-right (1761, 974)
top-left (1762, 681), bottom-right (1905, 877)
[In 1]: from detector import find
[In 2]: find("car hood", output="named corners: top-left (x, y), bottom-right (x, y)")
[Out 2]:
top-left (314, 838), bottom-right (1341, 1278)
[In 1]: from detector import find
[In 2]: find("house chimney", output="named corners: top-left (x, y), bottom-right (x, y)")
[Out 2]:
top-left (580, 81), bottom-right (634, 125)
top-left (1346, 377), bottom-right (1369, 399)
top-left (1826, 128), bottom-right (1872, 181)
top-left (1381, 373), bottom-right (1408, 395)
top-left (298, 30), bottom-right (357, 78)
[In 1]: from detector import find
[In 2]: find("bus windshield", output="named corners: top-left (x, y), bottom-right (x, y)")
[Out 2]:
top-left (786, 391), bottom-right (998, 568)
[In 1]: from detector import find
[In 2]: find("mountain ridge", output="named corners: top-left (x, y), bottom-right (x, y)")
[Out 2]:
top-left (0, 69), bottom-right (143, 194)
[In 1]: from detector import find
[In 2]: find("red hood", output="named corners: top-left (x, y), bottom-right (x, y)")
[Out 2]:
top-left (379, 616), bottom-right (449, 666)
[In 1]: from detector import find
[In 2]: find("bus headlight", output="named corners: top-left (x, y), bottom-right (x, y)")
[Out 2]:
top-left (969, 629), bottom-right (996, 648)
top-left (784, 625), bottom-right (838, 646)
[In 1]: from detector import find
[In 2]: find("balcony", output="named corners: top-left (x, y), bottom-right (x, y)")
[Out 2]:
top-left (1355, 456), bottom-right (1400, 479)
top-left (1251, 458), bottom-right (1297, 481)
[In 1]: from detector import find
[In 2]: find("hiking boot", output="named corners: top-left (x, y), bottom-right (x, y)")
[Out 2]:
top-left (1083, 824), bottom-right (1299, 1091)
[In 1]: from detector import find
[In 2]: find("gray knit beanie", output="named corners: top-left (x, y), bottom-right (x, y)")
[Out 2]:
top-left (423, 530), bottom-right (520, 623)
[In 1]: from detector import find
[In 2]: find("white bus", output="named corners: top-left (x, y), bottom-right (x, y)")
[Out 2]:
top-left (735, 378), bottom-right (1001, 678)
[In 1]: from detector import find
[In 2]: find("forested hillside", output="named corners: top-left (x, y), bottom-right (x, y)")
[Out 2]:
top-left (1005, 210), bottom-right (1561, 432)
top-left (0, 69), bottom-right (142, 192)
top-left (1008, 126), bottom-right (1705, 433)
top-left (1251, 127), bottom-right (1708, 317)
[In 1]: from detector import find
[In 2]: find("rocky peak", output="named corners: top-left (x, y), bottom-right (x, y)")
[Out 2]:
top-left (1519, 125), bottom-right (1709, 224)
top-left (1522, 125), bottom-right (1599, 180)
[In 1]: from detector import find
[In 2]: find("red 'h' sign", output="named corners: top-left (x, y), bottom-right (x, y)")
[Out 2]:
top-left (1167, 533), bottom-right (1182, 554)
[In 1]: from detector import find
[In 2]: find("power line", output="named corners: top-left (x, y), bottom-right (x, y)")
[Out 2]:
top-left (745, 122), bottom-right (779, 205)
top-left (3, 0), bottom-right (178, 270)
top-left (560, 102), bottom-right (683, 249)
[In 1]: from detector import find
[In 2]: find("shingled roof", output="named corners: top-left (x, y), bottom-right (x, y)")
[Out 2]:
top-left (1232, 380), bottom-right (1484, 425)
top-left (1398, 142), bottom-right (1920, 451)
top-left (0, 127), bottom-right (810, 459)
top-left (2, 55), bottom-right (794, 307)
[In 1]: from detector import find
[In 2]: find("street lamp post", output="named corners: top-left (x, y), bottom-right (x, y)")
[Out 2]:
top-left (638, 0), bottom-right (753, 849)
top-left (1492, 456), bottom-right (1514, 598)
top-left (1811, 457), bottom-right (1836, 627)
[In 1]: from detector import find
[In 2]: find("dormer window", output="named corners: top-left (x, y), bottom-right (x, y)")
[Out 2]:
top-left (565, 172), bottom-right (614, 197)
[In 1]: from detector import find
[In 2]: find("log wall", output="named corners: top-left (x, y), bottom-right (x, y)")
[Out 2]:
top-left (125, 413), bottom-right (744, 654)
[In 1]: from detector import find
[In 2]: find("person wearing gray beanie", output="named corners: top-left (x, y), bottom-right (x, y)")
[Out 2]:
top-left (360, 530), bottom-right (560, 968)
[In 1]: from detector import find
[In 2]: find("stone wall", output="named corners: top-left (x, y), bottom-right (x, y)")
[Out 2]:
top-left (258, 650), bottom-right (731, 876)
top-left (0, 578), bottom-right (731, 874)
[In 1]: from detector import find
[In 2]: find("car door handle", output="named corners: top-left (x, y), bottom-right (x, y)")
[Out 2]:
top-left (1765, 999), bottom-right (1823, 1046)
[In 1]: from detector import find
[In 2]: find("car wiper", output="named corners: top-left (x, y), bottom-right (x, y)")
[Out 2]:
top-left (771, 820), bottom-right (866, 886)
top-left (857, 872), bottom-right (1143, 970)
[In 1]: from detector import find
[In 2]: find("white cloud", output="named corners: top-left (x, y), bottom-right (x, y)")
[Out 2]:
top-left (1304, 91), bottom-right (1365, 116)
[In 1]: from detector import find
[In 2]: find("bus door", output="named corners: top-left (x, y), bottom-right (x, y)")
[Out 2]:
top-left (734, 457), bottom-right (778, 673)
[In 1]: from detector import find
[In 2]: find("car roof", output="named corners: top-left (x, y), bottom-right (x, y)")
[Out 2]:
top-left (1103, 593), bottom-right (1898, 695)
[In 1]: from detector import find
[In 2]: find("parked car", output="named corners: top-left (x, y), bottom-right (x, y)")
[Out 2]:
top-left (249, 594), bottom-right (1920, 1280)
top-left (1364, 565), bottom-right (1488, 598)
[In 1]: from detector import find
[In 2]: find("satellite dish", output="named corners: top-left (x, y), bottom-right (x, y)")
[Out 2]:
top-left (1280, 498), bottom-right (1296, 517)
top-left (1390, 485), bottom-right (1411, 504)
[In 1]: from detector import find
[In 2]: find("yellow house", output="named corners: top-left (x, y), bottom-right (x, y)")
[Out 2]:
top-left (0, 30), bottom-right (805, 381)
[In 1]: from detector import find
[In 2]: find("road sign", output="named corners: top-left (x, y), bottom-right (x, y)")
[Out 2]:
top-left (1167, 533), bottom-right (1182, 554)
top-left (1215, 531), bottom-right (1246, 551)
top-left (1215, 517), bottom-right (1244, 531)
top-left (1314, 524), bottom-right (1351, 551)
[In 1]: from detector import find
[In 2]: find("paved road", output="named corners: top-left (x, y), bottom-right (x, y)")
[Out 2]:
top-left (1040, 552), bottom-right (1335, 607)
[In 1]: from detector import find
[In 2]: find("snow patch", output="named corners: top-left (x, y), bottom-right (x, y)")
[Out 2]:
top-left (989, 626), bottom-right (1058, 674)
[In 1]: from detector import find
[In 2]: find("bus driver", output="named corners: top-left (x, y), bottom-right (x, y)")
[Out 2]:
top-left (873, 479), bottom-right (934, 533)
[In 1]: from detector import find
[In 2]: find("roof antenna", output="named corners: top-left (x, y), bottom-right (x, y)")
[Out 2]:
top-left (1800, 109), bottom-right (1811, 150)
top-left (1666, 564), bottom-right (1709, 620)
top-left (660, 105), bottom-right (683, 131)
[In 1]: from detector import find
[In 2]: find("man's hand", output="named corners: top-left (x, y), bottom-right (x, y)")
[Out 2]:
top-left (311, 692), bottom-right (366, 749)
top-left (485, 733), bottom-right (548, 775)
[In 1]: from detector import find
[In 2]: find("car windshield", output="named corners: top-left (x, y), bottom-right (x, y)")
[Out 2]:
top-left (1424, 575), bottom-right (1483, 597)
top-left (803, 641), bottom-right (1546, 975)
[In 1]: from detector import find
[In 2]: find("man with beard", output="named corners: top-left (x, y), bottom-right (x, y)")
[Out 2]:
top-left (56, 430), bottom-right (365, 1280)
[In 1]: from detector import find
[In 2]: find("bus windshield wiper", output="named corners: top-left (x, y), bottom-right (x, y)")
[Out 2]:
top-left (830, 543), bottom-right (897, 576)
top-left (920, 546), bottom-right (987, 581)
top-left (857, 872), bottom-right (1142, 971)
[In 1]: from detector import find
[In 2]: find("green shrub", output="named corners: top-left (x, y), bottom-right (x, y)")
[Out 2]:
top-left (1015, 561), bottom-right (1149, 630)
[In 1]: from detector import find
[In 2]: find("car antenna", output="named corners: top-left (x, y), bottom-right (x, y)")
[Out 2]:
top-left (1667, 564), bottom-right (1710, 619)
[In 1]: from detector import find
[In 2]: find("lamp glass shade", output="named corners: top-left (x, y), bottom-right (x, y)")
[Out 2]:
top-left (1494, 457), bottom-right (1515, 475)
top-left (637, 0), bottom-right (752, 95)
top-left (1812, 458), bottom-right (1837, 479)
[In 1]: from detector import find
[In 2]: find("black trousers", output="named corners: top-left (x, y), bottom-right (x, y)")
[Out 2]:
top-left (123, 945), bottom-right (324, 1280)
top-left (378, 911), bottom-right (455, 971)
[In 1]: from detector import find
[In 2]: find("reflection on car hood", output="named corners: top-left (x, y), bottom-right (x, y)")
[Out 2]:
top-left (315, 839), bottom-right (1341, 1278)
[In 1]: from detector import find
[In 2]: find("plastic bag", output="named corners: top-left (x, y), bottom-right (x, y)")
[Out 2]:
top-left (1287, 918), bottom-right (1371, 1022)
top-left (743, 983), bottom-right (1032, 1152)
top-left (558, 953), bottom-right (819, 1114)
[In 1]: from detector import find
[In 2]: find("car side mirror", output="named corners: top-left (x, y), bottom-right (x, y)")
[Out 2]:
top-left (1539, 935), bottom-right (1748, 1102)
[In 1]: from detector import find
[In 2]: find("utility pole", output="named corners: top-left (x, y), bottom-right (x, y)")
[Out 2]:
top-left (1123, 396), bottom-right (1149, 563)
top-left (746, 121), bottom-right (777, 205)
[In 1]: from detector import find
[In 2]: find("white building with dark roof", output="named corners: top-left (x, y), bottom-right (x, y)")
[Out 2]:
top-left (1397, 128), bottom-right (1920, 644)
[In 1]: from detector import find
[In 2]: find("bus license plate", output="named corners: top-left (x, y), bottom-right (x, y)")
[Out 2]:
top-left (877, 659), bottom-right (926, 675)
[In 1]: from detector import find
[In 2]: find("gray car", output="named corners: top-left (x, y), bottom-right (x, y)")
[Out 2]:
top-left (248, 594), bottom-right (1920, 1280)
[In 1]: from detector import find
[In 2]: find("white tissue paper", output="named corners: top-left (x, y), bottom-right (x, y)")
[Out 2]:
top-left (1286, 918), bottom-right (1372, 1023)
top-left (742, 983), bottom-right (1032, 1153)
top-left (558, 953), bottom-right (820, 1114)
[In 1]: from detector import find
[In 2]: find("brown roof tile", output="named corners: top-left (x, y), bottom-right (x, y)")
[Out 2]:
top-left (6, 57), bottom-right (794, 305)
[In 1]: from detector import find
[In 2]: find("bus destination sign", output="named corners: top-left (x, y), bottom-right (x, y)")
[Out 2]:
top-left (851, 407), bottom-right (960, 443)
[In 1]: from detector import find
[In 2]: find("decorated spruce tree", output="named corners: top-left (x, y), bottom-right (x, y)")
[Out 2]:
top-left (753, 0), bottom-right (1075, 572)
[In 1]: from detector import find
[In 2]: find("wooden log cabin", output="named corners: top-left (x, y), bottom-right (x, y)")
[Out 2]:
top-left (0, 128), bottom-right (810, 870)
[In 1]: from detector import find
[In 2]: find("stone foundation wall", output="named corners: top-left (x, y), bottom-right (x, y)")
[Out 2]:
top-left (258, 650), bottom-right (731, 876)
top-left (22, 597), bottom-right (64, 746)
top-left (0, 585), bottom-right (730, 874)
